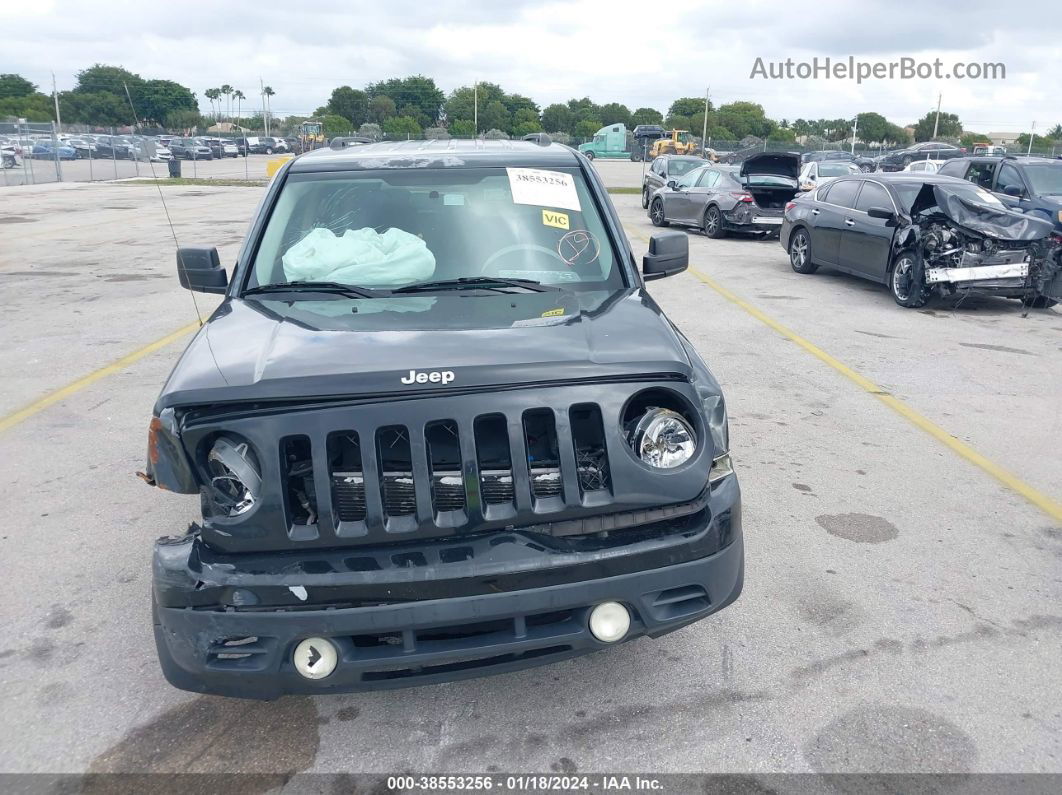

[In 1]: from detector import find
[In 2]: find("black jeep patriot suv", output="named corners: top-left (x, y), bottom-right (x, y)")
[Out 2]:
top-left (145, 139), bottom-right (743, 699)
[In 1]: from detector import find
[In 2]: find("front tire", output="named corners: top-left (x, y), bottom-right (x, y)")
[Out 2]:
top-left (641, 187), bottom-right (650, 209)
top-left (265, 147), bottom-right (273, 155)
top-left (890, 250), bottom-right (930, 308)
top-left (788, 228), bottom-right (818, 274)
top-left (650, 198), bottom-right (669, 227)
top-left (584, 151), bottom-right (595, 161)
top-left (703, 205), bottom-right (726, 239)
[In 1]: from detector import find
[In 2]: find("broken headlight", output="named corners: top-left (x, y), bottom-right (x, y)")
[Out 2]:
top-left (628, 408), bottom-right (697, 469)
top-left (205, 435), bottom-right (261, 516)
top-left (704, 395), bottom-right (733, 483)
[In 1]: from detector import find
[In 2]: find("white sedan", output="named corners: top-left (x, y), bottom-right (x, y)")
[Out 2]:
top-left (903, 159), bottom-right (943, 174)
top-left (798, 160), bottom-right (860, 191)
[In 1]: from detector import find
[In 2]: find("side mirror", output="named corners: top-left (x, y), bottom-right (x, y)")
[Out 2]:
top-left (1003, 185), bottom-right (1022, 197)
top-left (177, 247), bottom-right (228, 294)
top-left (866, 206), bottom-right (897, 224)
top-left (666, 180), bottom-right (678, 190)
top-left (642, 232), bottom-right (689, 281)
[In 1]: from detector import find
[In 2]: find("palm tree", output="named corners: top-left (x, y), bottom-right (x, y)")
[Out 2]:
top-left (204, 88), bottom-right (220, 120)
top-left (262, 86), bottom-right (275, 135)
top-left (220, 84), bottom-right (233, 121)
top-left (233, 89), bottom-right (245, 129)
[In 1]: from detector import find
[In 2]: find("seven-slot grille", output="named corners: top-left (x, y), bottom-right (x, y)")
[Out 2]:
top-left (281, 406), bottom-right (611, 535)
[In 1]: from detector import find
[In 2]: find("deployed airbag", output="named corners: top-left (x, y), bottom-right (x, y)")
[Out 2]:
top-left (282, 227), bottom-right (436, 285)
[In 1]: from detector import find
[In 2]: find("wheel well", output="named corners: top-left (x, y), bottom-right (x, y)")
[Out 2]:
top-left (887, 247), bottom-right (916, 273)
top-left (786, 223), bottom-right (807, 250)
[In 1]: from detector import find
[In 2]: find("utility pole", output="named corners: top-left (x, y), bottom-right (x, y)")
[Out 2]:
top-left (701, 85), bottom-right (710, 155)
top-left (473, 82), bottom-right (478, 137)
top-left (259, 77), bottom-right (267, 136)
top-left (931, 93), bottom-right (942, 139)
top-left (51, 72), bottom-right (62, 134)
top-left (1028, 121), bottom-right (1036, 155)
top-left (851, 114), bottom-right (858, 154)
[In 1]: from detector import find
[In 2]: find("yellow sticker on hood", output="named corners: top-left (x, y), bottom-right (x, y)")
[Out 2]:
top-left (542, 210), bottom-right (570, 230)
top-left (541, 307), bottom-right (565, 317)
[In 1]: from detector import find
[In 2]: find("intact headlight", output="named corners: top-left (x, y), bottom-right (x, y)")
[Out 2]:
top-left (205, 435), bottom-right (261, 516)
top-left (628, 408), bottom-right (697, 469)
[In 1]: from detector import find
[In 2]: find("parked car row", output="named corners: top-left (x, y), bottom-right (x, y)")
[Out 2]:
top-left (639, 150), bottom-right (1062, 310)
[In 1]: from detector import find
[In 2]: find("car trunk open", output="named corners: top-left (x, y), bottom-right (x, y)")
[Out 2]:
top-left (740, 152), bottom-right (801, 210)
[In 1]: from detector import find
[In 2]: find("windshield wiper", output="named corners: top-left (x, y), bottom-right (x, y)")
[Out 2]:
top-left (391, 277), bottom-right (560, 294)
top-left (242, 281), bottom-right (384, 299)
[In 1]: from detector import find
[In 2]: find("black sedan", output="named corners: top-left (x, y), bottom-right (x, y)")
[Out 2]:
top-left (877, 142), bottom-right (966, 172)
top-left (802, 150), bottom-right (876, 172)
top-left (780, 173), bottom-right (1057, 308)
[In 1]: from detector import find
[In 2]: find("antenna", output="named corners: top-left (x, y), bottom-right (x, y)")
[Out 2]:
top-left (122, 81), bottom-right (204, 327)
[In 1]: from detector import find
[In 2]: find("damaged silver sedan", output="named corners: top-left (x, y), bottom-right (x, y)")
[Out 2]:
top-left (780, 172), bottom-right (1061, 308)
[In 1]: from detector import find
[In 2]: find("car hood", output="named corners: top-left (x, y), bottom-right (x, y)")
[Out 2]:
top-left (740, 152), bottom-right (801, 180)
top-left (912, 183), bottom-right (1055, 241)
top-left (156, 288), bottom-right (693, 409)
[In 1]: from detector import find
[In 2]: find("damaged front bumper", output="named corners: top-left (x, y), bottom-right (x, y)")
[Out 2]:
top-left (925, 260), bottom-right (1029, 287)
top-left (153, 476), bottom-right (743, 699)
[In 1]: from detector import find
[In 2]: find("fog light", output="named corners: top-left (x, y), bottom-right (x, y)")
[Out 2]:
top-left (293, 637), bottom-right (338, 680)
top-left (589, 601), bottom-right (631, 643)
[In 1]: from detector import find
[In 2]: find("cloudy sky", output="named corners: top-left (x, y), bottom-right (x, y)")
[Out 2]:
top-left (3, 0), bottom-right (1058, 133)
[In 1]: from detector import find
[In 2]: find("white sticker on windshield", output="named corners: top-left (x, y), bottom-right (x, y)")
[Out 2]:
top-left (506, 168), bottom-right (581, 212)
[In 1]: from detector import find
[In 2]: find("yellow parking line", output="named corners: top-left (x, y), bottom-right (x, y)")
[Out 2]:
top-left (0, 322), bottom-right (200, 434)
top-left (628, 227), bottom-right (1062, 522)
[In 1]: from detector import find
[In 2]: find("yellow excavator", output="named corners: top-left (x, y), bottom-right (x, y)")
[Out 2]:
top-left (650, 129), bottom-right (698, 158)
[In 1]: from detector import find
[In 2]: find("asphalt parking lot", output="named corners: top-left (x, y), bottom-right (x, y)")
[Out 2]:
top-left (0, 181), bottom-right (1060, 779)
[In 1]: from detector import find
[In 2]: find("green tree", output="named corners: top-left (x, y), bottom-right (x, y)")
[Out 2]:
top-left (0, 91), bottom-right (53, 122)
top-left (164, 108), bottom-right (204, 131)
top-left (74, 64), bottom-right (141, 94)
top-left (367, 75), bottom-right (444, 125)
top-left (369, 95), bottom-right (396, 123)
top-left (357, 122), bottom-right (382, 140)
top-left (707, 126), bottom-right (735, 142)
top-left (597, 102), bottom-right (631, 127)
top-left (631, 107), bottom-right (663, 126)
top-left (449, 119), bottom-right (475, 138)
top-left (204, 88), bottom-right (221, 119)
top-left (853, 112), bottom-right (889, 144)
top-left (767, 127), bottom-right (796, 142)
top-left (913, 110), bottom-right (962, 141)
top-left (541, 103), bottom-right (573, 134)
top-left (424, 126), bottom-right (449, 140)
top-left (484, 128), bottom-right (508, 140)
top-left (574, 119), bottom-right (601, 139)
top-left (137, 79), bottom-right (197, 125)
top-left (665, 113), bottom-right (691, 131)
top-left (1047, 123), bottom-right (1062, 140)
top-left (715, 101), bottom-right (771, 139)
top-left (478, 100), bottom-right (510, 133)
top-left (668, 97), bottom-right (710, 118)
top-left (321, 86), bottom-right (368, 126)
top-left (398, 103), bottom-right (431, 130)
top-left (0, 73), bottom-right (36, 99)
top-left (220, 83), bottom-right (232, 119)
top-left (512, 107), bottom-right (541, 133)
top-left (321, 114), bottom-right (353, 137)
top-left (59, 90), bottom-right (130, 126)
top-left (503, 92), bottom-right (538, 118)
top-left (382, 115), bottom-right (422, 138)
top-left (513, 121), bottom-right (543, 137)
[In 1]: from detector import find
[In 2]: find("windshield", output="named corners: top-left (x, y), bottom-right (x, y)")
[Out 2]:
top-left (1022, 164), bottom-right (1062, 195)
top-left (668, 159), bottom-right (701, 177)
top-left (820, 163), bottom-right (854, 177)
top-left (248, 167), bottom-right (624, 293)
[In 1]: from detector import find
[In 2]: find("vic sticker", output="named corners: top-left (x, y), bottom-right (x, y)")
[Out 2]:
top-left (401, 369), bottom-right (455, 385)
top-left (542, 210), bottom-right (570, 230)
